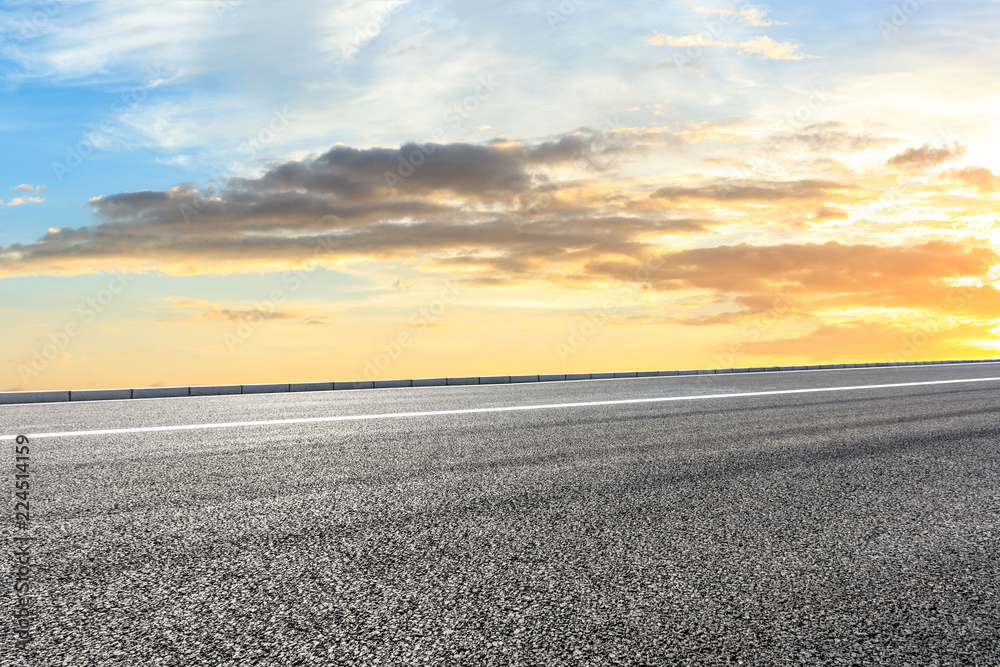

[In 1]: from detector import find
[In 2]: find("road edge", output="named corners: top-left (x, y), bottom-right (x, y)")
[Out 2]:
top-left (2, 358), bottom-right (999, 405)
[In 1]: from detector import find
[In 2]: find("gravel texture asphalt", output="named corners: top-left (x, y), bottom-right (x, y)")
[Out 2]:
top-left (2, 364), bottom-right (1000, 665)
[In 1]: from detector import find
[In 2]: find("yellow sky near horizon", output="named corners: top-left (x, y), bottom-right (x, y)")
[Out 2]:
top-left (5, 116), bottom-right (998, 391)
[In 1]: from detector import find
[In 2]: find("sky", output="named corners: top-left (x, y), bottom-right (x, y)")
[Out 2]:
top-left (1, 0), bottom-right (999, 391)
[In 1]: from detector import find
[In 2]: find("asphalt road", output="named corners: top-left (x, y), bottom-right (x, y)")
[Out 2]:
top-left (3, 364), bottom-right (1000, 665)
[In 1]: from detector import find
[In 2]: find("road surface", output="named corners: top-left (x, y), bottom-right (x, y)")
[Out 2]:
top-left (3, 364), bottom-right (1000, 665)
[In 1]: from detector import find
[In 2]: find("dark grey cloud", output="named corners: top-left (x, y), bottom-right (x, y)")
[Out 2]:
top-left (90, 183), bottom-right (449, 231)
top-left (0, 127), bottom-right (710, 278)
top-left (86, 130), bottom-right (652, 234)
top-left (524, 128), bottom-right (649, 167)
top-left (0, 128), bottom-right (709, 278)
top-left (887, 141), bottom-right (966, 169)
top-left (250, 142), bottom-right (533, 199)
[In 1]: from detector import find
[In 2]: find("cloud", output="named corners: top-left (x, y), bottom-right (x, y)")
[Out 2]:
top-left (155, 155), bottom-right (193, 167)
top-left (662, 294), bottom-right (813, 327)
top-left (573, 239), bottom-right (1000, 332)
top-left (213, 129), bottom-right (650, 206)
top-left (168, 298), bottom-right (215, 309)
top-left (160, 305), bottom-right (300, 323)
top-left (813, 206), bottom-right (849, 220)
top-left (584, 240), bottom-right (997, 296)
top-left (646, 33), bottom-right (734, 48)
top-left (3, 184), bottom-right (47, 205)
top-left (946, 166), bottom-right (997, 193)
top-left (1, 130), bottom-right (997, 341)
top-left (647, 33), bottom-right (816, 61)
top-left (807, 283), bottom-right (1000, 320)
top-left (524, 130), bottom-right (644, 166)
top-left (737, 36), bottom-right (817, 61)
top-left (736, 321), bottom-right (997, 362)
top-left (0, 130), bottom-right (689, 271)
top-left (2, 198), bottom-right (43, 207)
top-left (766, 121), bottom-right (898, 154)
top-left (1, 3), bottom-right (206, 80)
top-left (163, 298), bottom-right (321, 324)
top-left (886, 141), bottom-right (966, 169)
top-left (252, 142), bottom-right (532, 199)
top-left (693, 6), bottom-right (788, 27)
top-left (652, 178), bottom-right (855, 202)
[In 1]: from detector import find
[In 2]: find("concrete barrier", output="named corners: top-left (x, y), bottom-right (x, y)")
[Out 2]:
top-left (133, 386), bottom-right (189, 399)
top-left (291, 382), bottom-right (334, 392)
top-left (334, 381), bottom-right (374, 390)
top-left (374, 379), bottom-right (412, 389)
top-left (0, 390), bottom-right (70, 404)
top-left (70, 389), bottom-right (132, 402)
top-left (412, 377), bottom-right (447, 387)
top-left (190, 385), bottom-right (241, 397)
top-left (242, 383), bottom-right (289, 395)
top-left (4, 358), bottom-right (997, 405)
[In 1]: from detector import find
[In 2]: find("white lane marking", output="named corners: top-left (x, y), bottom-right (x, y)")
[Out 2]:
top-left (2, 376), bottom-right (999, 441)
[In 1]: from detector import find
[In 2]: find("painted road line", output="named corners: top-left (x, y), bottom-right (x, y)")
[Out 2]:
top-left (3, 376), bottom-right (999, 441)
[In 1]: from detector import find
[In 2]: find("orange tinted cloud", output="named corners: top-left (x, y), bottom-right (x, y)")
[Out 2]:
top-left (947, 166), bottom-right (997, 193)
top-left (738, 321), bottom-right (996, 363)
top-left (588, 241), bottom-right (996, 295)
top-left (814, 206), bottom-right (849, 220)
